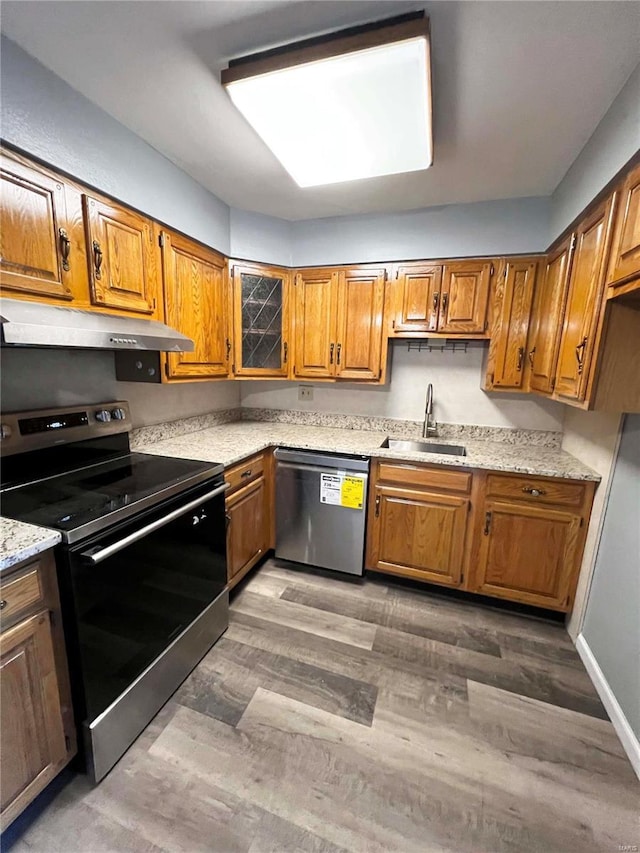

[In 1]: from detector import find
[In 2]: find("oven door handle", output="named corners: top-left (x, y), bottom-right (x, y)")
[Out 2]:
top-left (80, 482), bottom-right (230, 565)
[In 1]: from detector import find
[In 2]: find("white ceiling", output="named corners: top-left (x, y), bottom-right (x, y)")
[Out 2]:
top-left (2, 1), bottom-right (639, 221)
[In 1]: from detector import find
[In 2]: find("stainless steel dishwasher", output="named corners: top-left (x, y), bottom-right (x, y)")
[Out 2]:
top-left (274, 449), bottom-right (370, 576)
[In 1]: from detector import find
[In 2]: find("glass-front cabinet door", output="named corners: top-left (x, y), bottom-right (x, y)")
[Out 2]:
top-left (231, 262), bottom-right (291, 377)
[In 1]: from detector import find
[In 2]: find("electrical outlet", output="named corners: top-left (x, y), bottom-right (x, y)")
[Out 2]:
top-left (298, 385), bottom-right (313, 401)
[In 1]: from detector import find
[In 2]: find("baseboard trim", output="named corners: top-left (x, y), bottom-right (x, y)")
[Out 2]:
top-left (576, 633), bottom-right (640, 779)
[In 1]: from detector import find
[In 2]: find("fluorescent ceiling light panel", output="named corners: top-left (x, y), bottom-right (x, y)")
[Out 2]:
top-left (225, 35), bottom-right (432, 187)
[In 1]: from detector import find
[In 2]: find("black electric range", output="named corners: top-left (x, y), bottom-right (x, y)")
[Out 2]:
top-left (0, 401), bottom-right (229, 783)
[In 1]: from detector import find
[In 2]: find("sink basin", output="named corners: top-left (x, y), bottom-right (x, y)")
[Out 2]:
top-left (380, 438), bottom-right (467, 457)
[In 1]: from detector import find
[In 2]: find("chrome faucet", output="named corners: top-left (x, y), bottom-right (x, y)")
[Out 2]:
top-left (423, 383), bottom-right (438, 438)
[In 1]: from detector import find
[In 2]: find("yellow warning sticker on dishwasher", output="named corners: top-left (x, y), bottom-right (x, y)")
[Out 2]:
top-left (341, 476), bottom-right (365, 509)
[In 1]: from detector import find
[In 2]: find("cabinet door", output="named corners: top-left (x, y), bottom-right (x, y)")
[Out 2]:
top-left (293, 269), bottom-right (338, 378)
top-left (162, 231), bottom-right (229, 380)
top-left (607, 161), bottom-right (640, 288)
top-left (1, 611), bottom-right (67, 827)
top-left (232, 263), bottom-right (290, 377)
top-left (438, 260), bottom-right (492, 334)
top-left (84, 195), bottom-right (158, 315)
top-left (226, 478), bottom-right (268, 584)
top-left (475, 500), bottom-right (581, 610)
top-left (555, 195), bottom-right (616, 401)
top-left (486, 259), bottom-right (538, 390)
top-left (0, 155), bottom-right (76, 301)
top-left (369, 485), bottom-right (468, 586)
top-left (335, 268), bottom-right (386, 380)
top-left (393, 264), bottom-right (442, 333)
top-left (528, 237), bottom-right (573, 394)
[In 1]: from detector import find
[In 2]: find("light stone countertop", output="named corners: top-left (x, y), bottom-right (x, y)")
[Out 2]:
top-left (0, 419), bottom-right (599, 573)
top-left (0, 518), bottom-right (61, 573)
top-left (135, 420), bottom-right (601, 481)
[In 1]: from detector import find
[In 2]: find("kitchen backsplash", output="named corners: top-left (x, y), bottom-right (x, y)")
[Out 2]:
top-left (241, 343), bottom-right (566, 433)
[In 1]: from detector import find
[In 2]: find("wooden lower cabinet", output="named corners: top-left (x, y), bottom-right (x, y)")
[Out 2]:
top-left (472, 500), bottom-right (582, 610)
top-left (366, 461), bottom-right (473, 586)
top-left (368, 485), bottom-right (469, 585)
top-left (225, 453), bottom-right (270, 589)
top-left (0, 552), bottom-right (76, 830)
top-left (468, 472), bottom-right (595, 612)
top-left (366, 462), bottom-right (595, 613)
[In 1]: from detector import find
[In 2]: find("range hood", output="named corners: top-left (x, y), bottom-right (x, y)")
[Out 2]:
top-left (0, 299), bottom-right (194, 352)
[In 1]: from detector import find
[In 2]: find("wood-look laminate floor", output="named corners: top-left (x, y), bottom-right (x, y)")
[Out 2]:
top-left (9, 561), bottom-right (640, 853)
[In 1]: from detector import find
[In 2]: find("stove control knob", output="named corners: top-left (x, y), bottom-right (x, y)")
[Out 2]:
top-left (111, 408), bottom-right (126, 421)
top-left (0, 424), bottom-right (12, 440)
top-left (95, 409), bottom-right (112, 423)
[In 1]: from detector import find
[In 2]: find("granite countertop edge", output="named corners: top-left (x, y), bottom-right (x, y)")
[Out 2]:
top-left (0, 519), bottom-right (62, 574)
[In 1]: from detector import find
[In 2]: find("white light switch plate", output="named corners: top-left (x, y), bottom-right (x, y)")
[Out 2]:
top-left (298, 385), bottom-right (313, 401)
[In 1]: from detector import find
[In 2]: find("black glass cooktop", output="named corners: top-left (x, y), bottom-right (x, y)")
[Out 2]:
top-left (1, 452), bottom-right (223, 542)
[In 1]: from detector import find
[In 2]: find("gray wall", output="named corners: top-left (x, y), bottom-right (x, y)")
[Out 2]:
top-left (229, 207), bottom-right (292, 266)
top-left (290, 197), bottom-right (551, 267)
top-left (582, 414), bottom-right (640, 737)
top-left (0, 37), bottom-right (231, 253)
top-left (551, 62), bottom-right (640, 241)
top-left (0, 349), bottom-right (240, 428)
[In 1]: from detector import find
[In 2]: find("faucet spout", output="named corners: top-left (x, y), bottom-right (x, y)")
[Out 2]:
top-left (423, 383), bottom-right (438, 438)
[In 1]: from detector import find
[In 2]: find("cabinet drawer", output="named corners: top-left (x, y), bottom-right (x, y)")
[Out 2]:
top-left (376, 461), bottom-right (472, 494)
top-left (0, 563), bottom-right (44, 626)
top-left (485, 474), bottom-right (586, 508)
top-left (225, 453), bottom-right (265, 493)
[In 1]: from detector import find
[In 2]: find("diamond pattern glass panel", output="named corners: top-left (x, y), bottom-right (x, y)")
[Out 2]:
top-left (240, 273), bottom-right (283, 370)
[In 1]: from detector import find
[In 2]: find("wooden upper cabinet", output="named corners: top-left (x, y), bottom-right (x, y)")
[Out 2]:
top-left (231, 262), bottom-right (291, 377)
top-left (83, 195), bottom-right (159, 316)
top-left (438, 260), bottom-right (492, 334)
top-left (0, 153), bottom-right (78, 302)
top-left (0, 611), bottom-right (68, 827)
top-left (606, 160), bottom-right (640, 290)
top-left (474, 499), bottom-right (582, 611)
top-left (161, 230), bottom-right (229, 381)
top-left (485, 258), bottom-right (538, 390)
top-left (528, 237), bottom-right (574, 395)
top-left (294, 269), bottom-right (338, 378)
top-left (335, 268), bottom-right (386, 380)
top-left (392, 264), bottom-right (442, 333)
top-left (554, 194), bottom-right (616, 402)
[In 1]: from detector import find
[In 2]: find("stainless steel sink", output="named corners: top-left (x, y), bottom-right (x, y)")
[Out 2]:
top-left (380, 438), bottom-right (467, 457)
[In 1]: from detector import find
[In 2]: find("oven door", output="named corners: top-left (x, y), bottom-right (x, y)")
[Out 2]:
top-left (62, 476), bottom-right (229, 782)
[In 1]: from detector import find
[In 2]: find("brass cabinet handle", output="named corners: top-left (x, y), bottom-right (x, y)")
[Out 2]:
top-left (336, 343), bottom-right (342, 365)
top-left (433, 292), bottom-right (440, 312)
top-left (522, 486), bottom-right (546, 496)
top-left (575, 336), bottom-right (588, 375)
top-left (59, 228), bottom-right (71, 271)
top-left (375, 494), bottom-right (381, 517)
top-left (442, 292), bottom-right (448, 313)
top-left (528, 346), bottom-right (536, 368)
top-left (329, 343), bottom-right (335, 365)
top-left (283, 341), bottom-right (288, 364)
top-left (516, 347), bottom-right (524, 372)
top-left (93, 240), bottom-right (103, 280)
top-left (225, 338), bottom-right (231, 361)
top-left (483, 511), bottom-right (492, 535)
top-left (241, 470), bottom-right (252, 479)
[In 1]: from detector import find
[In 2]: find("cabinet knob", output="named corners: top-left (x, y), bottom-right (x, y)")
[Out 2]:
top-left (0, 599), bottom-right (7, 610)
top-left (522, 486), bottom-right (546, 497)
